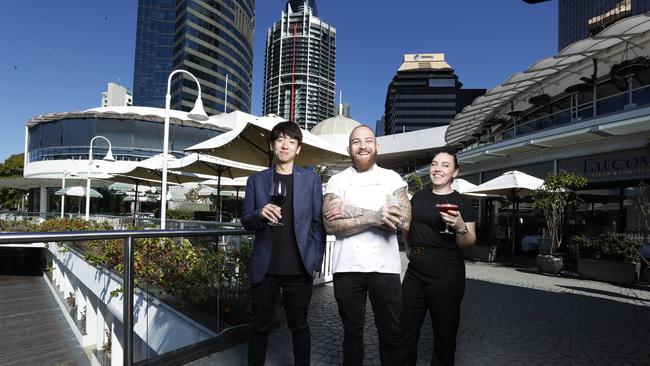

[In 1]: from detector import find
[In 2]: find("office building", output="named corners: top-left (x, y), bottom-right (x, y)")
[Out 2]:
top-left (558, 0), bottom-right (650, 50)
top-left (263, 0), bottom-right (336, 129)
top-left (133, 0), bottom-right (255, 115)
top-left (383, 53), bottom-right (485, 135)
top-left (101, 82), bottom-right (133, 107)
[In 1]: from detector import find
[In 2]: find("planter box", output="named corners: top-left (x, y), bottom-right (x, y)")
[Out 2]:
top-left (536, 255), bottom-right (564, 274)
top-left (463, 245), bottom-right (497, 262)
top-left (578, 258), bottom-right (641, 285)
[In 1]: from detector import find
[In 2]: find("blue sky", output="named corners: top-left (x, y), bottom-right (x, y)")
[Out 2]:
top-left (0, 0), bottom-right (557, 162)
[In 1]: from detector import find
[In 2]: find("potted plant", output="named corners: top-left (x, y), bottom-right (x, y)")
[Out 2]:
top-left (572, 234), bottom-right (642, 285)
top-left (637, 181), bottom-right (650, 282)
top-left (531, 171), bottom-right (588, 274)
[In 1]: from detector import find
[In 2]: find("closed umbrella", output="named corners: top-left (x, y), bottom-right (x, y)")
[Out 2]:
top-left (465, 171), bottom-right (544, 263)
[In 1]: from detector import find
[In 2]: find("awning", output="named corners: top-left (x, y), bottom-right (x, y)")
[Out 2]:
top-left (186, 114), bottom-right (349, 167)
top-left (446, 13), bottom-right (650, 145)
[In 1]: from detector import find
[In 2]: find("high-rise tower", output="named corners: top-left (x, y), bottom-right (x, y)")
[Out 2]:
top-left (133, 0), bottom-right (255, 115)
top-left (263, 0), bottom-right (336, 129)
top-left (383, 54), bottom-right (485, 135)
top-left (558, 0), bottom-right (650, 50)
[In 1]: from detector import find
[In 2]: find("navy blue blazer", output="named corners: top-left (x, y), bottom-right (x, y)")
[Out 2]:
top-left (241, 166), bottom-right (325, 284)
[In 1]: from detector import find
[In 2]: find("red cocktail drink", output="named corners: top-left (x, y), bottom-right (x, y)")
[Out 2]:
top-left (436, 203), bottom-right (458, 234)
top-left (436, 203), bottom-right (458, 214)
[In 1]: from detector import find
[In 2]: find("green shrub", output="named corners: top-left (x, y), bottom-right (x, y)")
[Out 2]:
top-left (571, 233), bottom-right (642, 262)
top-left (167, 209), bottom-right (195, 220)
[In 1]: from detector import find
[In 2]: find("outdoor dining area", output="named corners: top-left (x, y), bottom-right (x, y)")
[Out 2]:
top-left (451, 169), bottom-right (650, 286)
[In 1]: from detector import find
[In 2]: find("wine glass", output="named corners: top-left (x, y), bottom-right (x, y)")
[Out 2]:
top-left (268, 180), bottom-right (286, 226)
top-left (436, 203), bottom-right (459, 234)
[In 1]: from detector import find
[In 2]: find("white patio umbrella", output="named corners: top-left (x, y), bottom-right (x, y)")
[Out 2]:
top-left (170, 153), bottom-right (262, 214)
top-left (111, 154), bottom-right (214, 185)
top-left (464, 171), bottom-right (544, 197)
top-left (55, 186), bottom-right (103, 198)
top-left (55, 186), bottom-right (103, 215)
top-left (195, 177), bottom-right (249, 219)
top-left (465, 171), bottom-right (545, 262)
top-left (451, 178), bottom-right (489, 196)
top-left (186, 113), bottom-right (349, 167)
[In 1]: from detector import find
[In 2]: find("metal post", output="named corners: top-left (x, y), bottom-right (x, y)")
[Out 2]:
top-left (123, 235), bottom-right (134, 366)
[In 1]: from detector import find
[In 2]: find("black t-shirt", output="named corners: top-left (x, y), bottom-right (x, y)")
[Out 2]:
top-left (267, 171), bottom-right (307, 275)
top-left (408, 189), bottom-right (478, 250)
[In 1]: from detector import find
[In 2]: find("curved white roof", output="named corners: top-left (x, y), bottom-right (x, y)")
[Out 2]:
top-left (311, 114), bottom-right (361, 135)
top-left (27, 106), bottom-right (229, 132)
top-left (310, 114), bottom-right (362, 147)
top-left (446, 13), bottom-right (650, 145)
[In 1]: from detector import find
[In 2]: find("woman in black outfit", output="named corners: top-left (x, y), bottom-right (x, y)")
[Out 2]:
top-left (400, 149), bottom-right (477, 366)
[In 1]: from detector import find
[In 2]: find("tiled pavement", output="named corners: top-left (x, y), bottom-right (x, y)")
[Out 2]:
top-left (190, 255), bottom-right (650, 365)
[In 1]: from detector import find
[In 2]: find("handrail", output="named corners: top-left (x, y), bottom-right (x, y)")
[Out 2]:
top-left (0, 228), bottom-right (251, 366)
top-left (0, 228), bottom-right (248, 244)
top-left (467, 82), bottom-right (650, 149)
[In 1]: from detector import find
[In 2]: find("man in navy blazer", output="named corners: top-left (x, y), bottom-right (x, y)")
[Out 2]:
top-left (242, 121), bottom-right (325, 366)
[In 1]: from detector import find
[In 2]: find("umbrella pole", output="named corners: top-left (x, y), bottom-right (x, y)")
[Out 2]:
top-left (511, 194), bottom-right (518, 266)
top-left (217, 171), bottom-right (222, 222)
top-left (235, 187), bottom-right (240, 218)
top-left (134, 182), bottom-right (139, 217)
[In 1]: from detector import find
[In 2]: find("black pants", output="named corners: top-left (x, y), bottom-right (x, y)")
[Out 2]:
top-left (333, 272), bottom-right (401, 366)
top-left (248, 274), bottom-right (313, 366)
top-left (401, 248), bottom-right (466, 366)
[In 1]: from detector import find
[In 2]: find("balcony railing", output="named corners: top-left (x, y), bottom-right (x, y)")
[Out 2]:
top-left (0, 228), bottom-right (249, 366)
top-left (465, 82), bottom-right (650, 150)
top-left (0, 214), bottom-right (335, 365)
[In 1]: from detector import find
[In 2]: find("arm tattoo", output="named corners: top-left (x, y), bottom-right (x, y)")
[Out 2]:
top-left (393, 187), bottom-right (412, 228)
top-left (323, 193), bottom-right (382, 236)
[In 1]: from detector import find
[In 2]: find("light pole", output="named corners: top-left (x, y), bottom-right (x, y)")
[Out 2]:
top-left (60, 169), bottom-right (78, 218)
top-left (161, 69), bottom-right (209, 229)
top-left (85, 136), bottom-right (115, 221)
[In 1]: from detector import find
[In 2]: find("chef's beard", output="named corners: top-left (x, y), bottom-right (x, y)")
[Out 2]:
top-left (351, 150), bottom-right (377, 172)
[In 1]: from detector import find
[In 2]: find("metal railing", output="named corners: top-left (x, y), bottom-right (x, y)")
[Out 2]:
top-left (466, 82), bottom-right (650, 150)
top-left (0, 228), bottom-right (249, 366)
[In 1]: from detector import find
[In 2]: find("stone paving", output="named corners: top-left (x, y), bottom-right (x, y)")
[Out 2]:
top-left (190, 255), bottom-right (650, 365)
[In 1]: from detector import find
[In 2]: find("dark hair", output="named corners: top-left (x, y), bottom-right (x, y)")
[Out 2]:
top-left (270, 121), bottom-right (303, 145)
top-left (432, 148), bottom-right (459, 169)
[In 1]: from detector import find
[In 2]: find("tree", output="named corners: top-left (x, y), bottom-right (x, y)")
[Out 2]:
top-left (531, 171), bottom-right (587, 256)
top-left (314, 165), bottom-right (331, 184)
top-left (0, 154), bottom-right (25, 209)
top-left (639, 181), bottom-right (650, 232)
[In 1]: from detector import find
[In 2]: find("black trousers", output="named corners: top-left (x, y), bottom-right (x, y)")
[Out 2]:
top-left (248, 274), bottom-right (313, 366)
top-left (400, 247), bottom-right (466, 366)
top-left (333, 272), bottom-right (402, 366)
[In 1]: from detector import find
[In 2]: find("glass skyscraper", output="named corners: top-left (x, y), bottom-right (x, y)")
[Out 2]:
top-left (558, 0), bottom-right (650, 50)
top-left (263, 0), bottom-right (336, 130)
top-left (133, 0), bottom-right (255, 115)
top-left (383, 54), bottom-right (485, 135)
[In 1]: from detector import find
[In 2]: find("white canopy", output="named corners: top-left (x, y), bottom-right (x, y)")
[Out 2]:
top-left (108, 154), bottom-right (215, 185)
top-left (465, 171), bottom-right (544, 197)
top-left (170, 153), bottom-right (264, 179)
top-left (187, 114), bottom-right (349, 166)
top-left (451, 178), bottom-right (488, 197)
top-left (446, 13), bottom-right (650, 145)
top-left (55, 186), bottom-right (103, 198)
